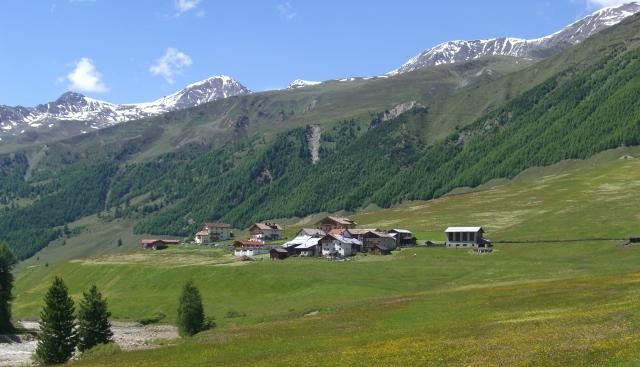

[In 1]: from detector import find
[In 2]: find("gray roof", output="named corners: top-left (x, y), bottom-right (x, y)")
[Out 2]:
top-left (445, 227), bottom-right (483, 233)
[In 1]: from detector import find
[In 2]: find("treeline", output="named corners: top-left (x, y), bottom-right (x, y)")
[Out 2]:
top-left (0, 163), bottom-right (117, 258)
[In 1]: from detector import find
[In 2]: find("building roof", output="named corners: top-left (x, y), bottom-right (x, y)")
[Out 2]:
top-left (445, 227), bottom-right (483, 233)
top-left (195, 230), bottom-right (209, 236)
top-left (390, 229), bottom-right (412, 234)
top-left (271, 247), bottom-right (289, 254)
top-left (233, 240), bottom-right (265, 247)
top-left (322, 234), bottom-right (363, 246)
top-left (205, 222), bottom-right (231, 229)
top-left (283, 235), bottom-right (321, 249)
top-left (251, 222), bottom-right (283, 231)
top-left (297, 228), bottom-right (326, 237)
top-left (141, 239), bottom-right (162, 245)
top-left (371, 243), bottom-right (394, 251)
top-left (328, 228), bottom-right (347, 237)
top-left (318, 216), bottom-right (357, 226)
top-left (347, 228), bottom-right (380, 235)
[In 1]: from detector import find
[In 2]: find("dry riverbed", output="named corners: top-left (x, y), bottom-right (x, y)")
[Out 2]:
top-left (0, 321), bottom-right (178, 366)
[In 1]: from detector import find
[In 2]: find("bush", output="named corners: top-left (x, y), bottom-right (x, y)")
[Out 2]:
top-left (79, 342), bottom-right (122, 361)
top-left (137, 312), bottom-right (166, 326)
top-left (225, 310), bottom-right (246, 319)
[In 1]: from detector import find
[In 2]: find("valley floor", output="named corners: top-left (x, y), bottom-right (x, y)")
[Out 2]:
top-left (12, 148), bottom-right (640, 366)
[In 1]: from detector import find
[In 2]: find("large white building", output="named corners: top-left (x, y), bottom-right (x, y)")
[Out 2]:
top-left (445, 227), bottom-right (488, 248)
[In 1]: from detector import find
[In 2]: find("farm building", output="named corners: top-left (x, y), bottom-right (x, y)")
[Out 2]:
top-left (319, 234), bottom-right (361, 258)
top-left (388, 229), bottom-right (417, 247)
top-left (347, 229), bottom-right (396, 253)
top-left (194, 223), bottom-right (234, 243)
top-left (368, 243), bottom-right (394, 256)
top-left (140, 239), bottom-right (179, 250)
top-left (282, 235), bottom-right (322, 257)
top-left (233, 240), bottom-right (269, 257)
top-left (270, 247), bottom-right (290, 260)
top-left (316, 216), bottom-right (357, 232)
top-left (249, 222), bottom-right (284, 241)
top-left (445, 227), bottom-right (490, 249)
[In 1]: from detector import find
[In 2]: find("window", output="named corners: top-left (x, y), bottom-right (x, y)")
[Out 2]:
top-left (454, 232), bottom-right (461, 242)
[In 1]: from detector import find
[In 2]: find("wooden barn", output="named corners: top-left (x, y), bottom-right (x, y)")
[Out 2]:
top-left (368, 243), bottom-right (393, 256)
top-left (270, 247), bottom-right (290, 260)
top-left (140, 239), bottom-right (179, 250)
top-left (388, 229), bottom-right (417, 247)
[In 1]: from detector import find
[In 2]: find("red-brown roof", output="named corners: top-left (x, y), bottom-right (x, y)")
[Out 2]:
top-left (251, 222), bottom-right (283, 231)
top-left (233, 240), bottom-right (265, 248)
top-left (320, 216), bottom-right (356, 225)
top-left (205, 222), bottom-right (231, 229)
top-left (328, 228), bottom-right (346, 236)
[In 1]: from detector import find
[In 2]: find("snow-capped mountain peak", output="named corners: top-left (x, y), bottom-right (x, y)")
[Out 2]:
top-left (288, 79), bottom-right (322, 89)
top-left (390, 2), bottom-right (640, 75)
top-left (0, 76), bottom-right (250, 136)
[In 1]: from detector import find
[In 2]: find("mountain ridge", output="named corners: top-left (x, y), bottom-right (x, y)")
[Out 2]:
top-left (389, 2), bottom-right (640, 74)
top-left (0, 75), bottom-right (250, 138)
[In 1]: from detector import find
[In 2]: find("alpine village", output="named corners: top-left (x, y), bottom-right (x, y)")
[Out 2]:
top-left (1, 1), bottom-right (640, 366)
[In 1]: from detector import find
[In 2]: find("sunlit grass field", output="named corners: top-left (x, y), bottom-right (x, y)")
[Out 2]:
top-left (13, 148), bottom-right (640, 366)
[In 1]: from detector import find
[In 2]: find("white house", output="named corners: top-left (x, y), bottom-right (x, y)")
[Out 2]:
top-left (319, 234), bottom-right (361, 258)
top-left (194, 230), bottom-right (210, 244)
top-left (445, 227), bottom-right (488, 248)
top-left (232, 240), bottom-right (269, 257)
top-left (205, 223), bottom-right (233, 241)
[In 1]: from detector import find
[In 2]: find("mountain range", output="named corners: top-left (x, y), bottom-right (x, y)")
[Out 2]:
top-left (389, 2), bottom-right (640, 74)
top-left (2, 3), bottom-right (639, 143)
top-left (0, 76), bottom-right (249, 138)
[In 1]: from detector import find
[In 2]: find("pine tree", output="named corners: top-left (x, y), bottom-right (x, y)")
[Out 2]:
top-left (0, 242), bottom-right (17, 332)
top-left (77, 285), bottom-right (113, 352)
top-left (177, 281), bottom-right (204, 337)
top-left (35, 277), bottom-right (77, 364)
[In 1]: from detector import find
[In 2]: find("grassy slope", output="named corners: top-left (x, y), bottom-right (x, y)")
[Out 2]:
top-left (13, 147), bottom-right (640, 366)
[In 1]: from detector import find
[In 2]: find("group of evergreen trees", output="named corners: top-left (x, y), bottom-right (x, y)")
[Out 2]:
top-left (35, 278), bottom-right (112, 364)
top-left (33, 276), bottom-right (208, 364)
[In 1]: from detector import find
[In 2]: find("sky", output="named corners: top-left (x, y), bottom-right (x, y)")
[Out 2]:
top-left (0, 0), bottom-right (631, 106)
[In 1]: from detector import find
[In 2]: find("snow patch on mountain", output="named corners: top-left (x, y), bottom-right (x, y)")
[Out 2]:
top-left (288, 79), bottom-right (322, 89)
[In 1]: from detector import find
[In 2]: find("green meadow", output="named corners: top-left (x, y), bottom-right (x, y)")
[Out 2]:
top-left (13, 148), bottom-right (640, 366)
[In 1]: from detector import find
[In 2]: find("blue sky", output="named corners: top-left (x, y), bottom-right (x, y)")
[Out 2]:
top-left (0, 0), bottom-right (628, 105)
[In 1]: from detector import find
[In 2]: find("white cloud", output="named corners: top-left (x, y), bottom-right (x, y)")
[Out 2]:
top-left (175, 0), bottom-right (202, 14)
top-left (277, 2), bottom-right (297, 20)
top-left (149, 48), bottom-right (193, 84)
top-left (584, 0), bottom-right (629, 9)
top-left (67, 58), bottom-right (108, 93)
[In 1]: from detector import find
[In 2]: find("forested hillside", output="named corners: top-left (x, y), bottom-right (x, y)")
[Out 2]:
top-left (1, 15), bottom-right (640, 259)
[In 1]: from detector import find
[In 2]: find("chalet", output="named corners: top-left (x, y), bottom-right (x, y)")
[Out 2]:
top-left (140, 239), bottom-right (180, 250)
top-left (445, 227), bottom-right (490, 249)
top-left (316, 216), bottom-right (357, 232)
top-left (346, 229), bottom-right (395, 253)
top-left (249, 222), bottom-right (284, 241)
top-left (232, 240), bottom-right (269, 257)
top-left (194, 230), bottom-right (211, 244)
top-left (205, 223), bottom-right (233, 241)
top-left (270, 247), bottom-right (290, 260)
top-left (320, 234), bottom-right (361, 258)
top-left (195, 223), bottom-right (233, 243)
top-left (388, 229), bottom-right (417, 247)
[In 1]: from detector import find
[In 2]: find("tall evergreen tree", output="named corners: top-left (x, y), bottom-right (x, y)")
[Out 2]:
top-left (0, 242), bottom-right (17, 332)
top-left (77, 285), bottom-right (113, 352)
top-left (35, 277), bottom-right (77, 365)
top-left (177, 280), bottom-right (204, 337)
